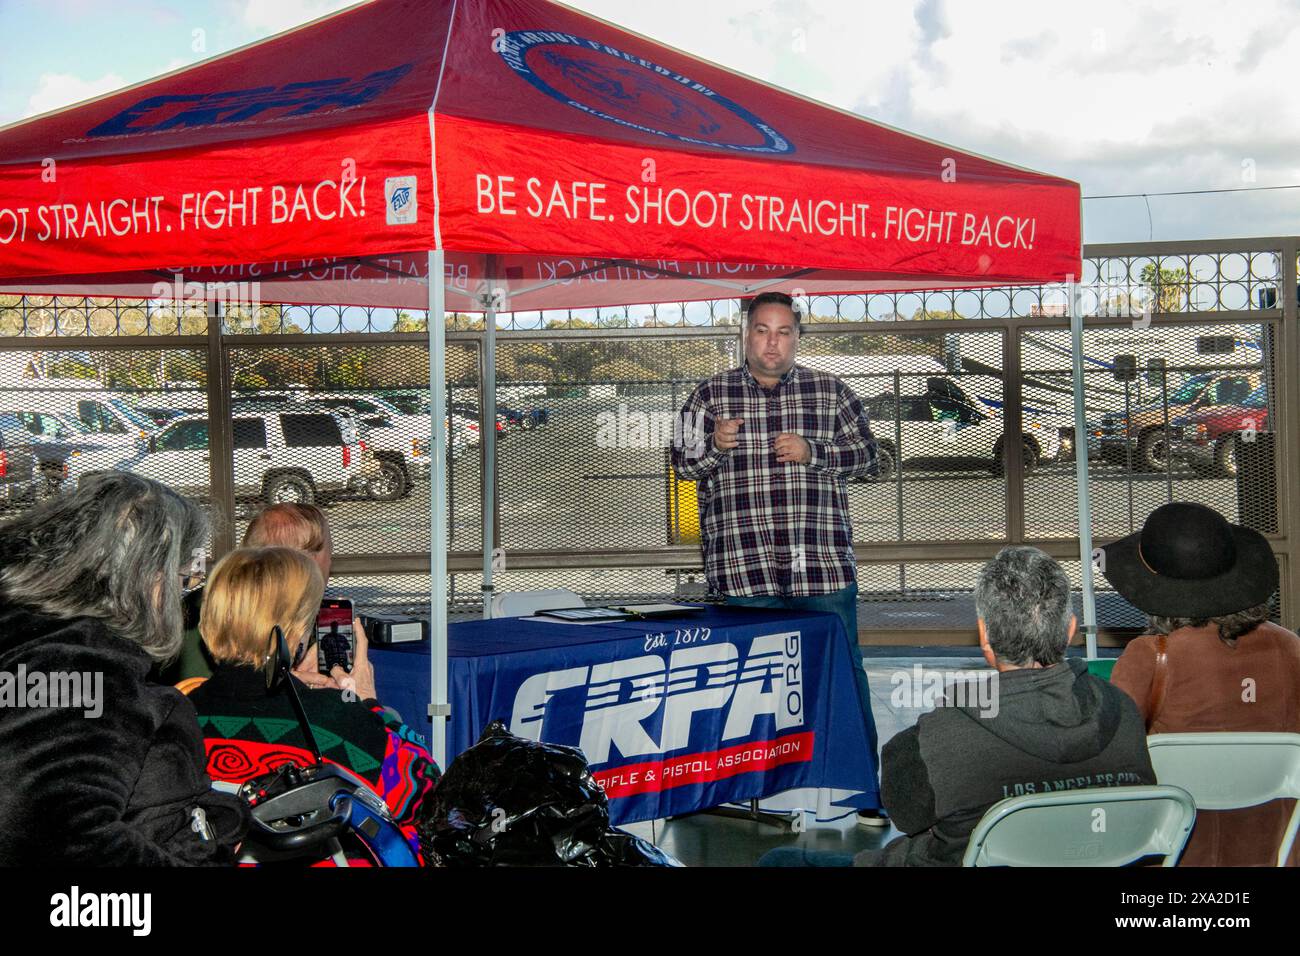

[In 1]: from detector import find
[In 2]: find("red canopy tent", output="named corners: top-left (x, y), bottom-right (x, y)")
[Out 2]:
top-left (0, 0), bottom-right (1079, 300)
top-left (0, 0), bottom-right (1084, 764)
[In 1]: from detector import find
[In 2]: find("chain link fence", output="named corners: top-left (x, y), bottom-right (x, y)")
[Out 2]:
top-left (0, 237), bottom-right (1294, 640)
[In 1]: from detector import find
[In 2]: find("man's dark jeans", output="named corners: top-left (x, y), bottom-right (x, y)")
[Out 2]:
top-left (723, 582), bottom-right (879, 773)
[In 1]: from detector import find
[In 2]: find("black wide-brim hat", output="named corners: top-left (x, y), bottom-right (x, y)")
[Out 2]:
top-left (1101, 502), bottom-right (1278, 618)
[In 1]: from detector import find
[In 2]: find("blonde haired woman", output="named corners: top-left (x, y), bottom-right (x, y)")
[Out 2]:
top-left (188, 547), bottom-right (440, 863)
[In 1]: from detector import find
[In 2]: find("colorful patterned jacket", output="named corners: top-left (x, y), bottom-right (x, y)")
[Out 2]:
top-left (186, 664), bottom-right (440, 864)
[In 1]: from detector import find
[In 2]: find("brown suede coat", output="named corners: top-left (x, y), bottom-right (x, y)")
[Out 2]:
top-left (1112, 621), bottom-right (1300, 866)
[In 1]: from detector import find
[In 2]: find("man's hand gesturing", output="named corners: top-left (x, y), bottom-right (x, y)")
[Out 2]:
top-left (713, 417), bottom-right (744, 452)
top-left (774, 432), bottom-right (812, 464)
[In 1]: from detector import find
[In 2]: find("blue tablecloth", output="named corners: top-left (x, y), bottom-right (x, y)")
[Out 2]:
top-left (371, 605), bottom-right (879, 825)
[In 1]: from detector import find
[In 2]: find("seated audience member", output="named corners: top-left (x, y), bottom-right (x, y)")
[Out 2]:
top-left (1104, 501), bottom-right (1300, 866)
top-left (242, 501), bottom-right (334, 579)
top-left (164, 502), bottom-right (338, 684)
top-left (0, 473), bottom-right (246, 865)
top-left (761, 546), bottom-right (1155, 867)
top-left (187, 546), bottom-right (440, 862)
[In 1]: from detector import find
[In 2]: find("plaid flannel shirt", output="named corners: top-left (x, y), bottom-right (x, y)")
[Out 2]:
top-left (671, 362), bottom-right (878, 597)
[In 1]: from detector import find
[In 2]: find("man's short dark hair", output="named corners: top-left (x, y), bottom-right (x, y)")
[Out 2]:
top-left (746, 292), bottom-right (802, 329)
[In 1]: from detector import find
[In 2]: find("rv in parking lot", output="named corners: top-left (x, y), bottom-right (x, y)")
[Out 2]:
top-left (1015, 326), bottom-right (1267, 470)
top-left (797, 353), bottom-right (1066, 475)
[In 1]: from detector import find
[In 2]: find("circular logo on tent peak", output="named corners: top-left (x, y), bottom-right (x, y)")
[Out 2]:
top-left (497, 31), bottom-right (793, 155)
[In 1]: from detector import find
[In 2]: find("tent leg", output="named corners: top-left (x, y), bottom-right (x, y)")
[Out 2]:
top-left (482, 279), bottom-right (498, 620)
top-left (1070, 278), bottom-right (1100, 659)
top-left (428, 249), bottom-right (450, 770)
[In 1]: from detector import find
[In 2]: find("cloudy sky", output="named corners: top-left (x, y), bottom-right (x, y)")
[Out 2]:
top-left (1, 0), bottom-right (1296, 244)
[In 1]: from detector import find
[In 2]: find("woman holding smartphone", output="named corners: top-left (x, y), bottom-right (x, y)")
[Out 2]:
top-left (186, 546), bottom-right (441, 863)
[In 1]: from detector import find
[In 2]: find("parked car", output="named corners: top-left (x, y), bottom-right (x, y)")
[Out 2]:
top-left (76, 409), bottom-right (378, 506)
top-left (0, 408), bottom-right (120, 494)
top-left (59, 394), bottom-right (161, 443)
top-left (0, 413), bottom-right (39, 509)
top-left (860, 379), bottom-right (1061, 478)
top-left (399, 391), bottom-right (550, 430)
top-left (1169, 383), bottom-right (1270, 477)
top-left (135, 406), bottom-right (197, 426)
top-left (299, 397), bottom-right (470, 501)
top-left (231, 393), bottom-right (292, 411)
top-left (449, 401), bottom-right (509, 437)
top-left (1088, 370), bottom-right (1262, 471)
top-left (381, 391), bottom-right (434, 416)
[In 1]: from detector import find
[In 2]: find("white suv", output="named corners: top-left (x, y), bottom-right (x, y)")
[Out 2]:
top-left (75, 409), bottom-right (377, 505)
top-left (301, 393), bottom-right (473, 500)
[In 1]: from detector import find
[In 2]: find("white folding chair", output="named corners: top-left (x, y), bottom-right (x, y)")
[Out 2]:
top-left (1147, 732), bottom-right (1300, 867)
top-left (962, 785), bottom-right (1196, 867)
top-left (491, 588), bottom-right (585, 618)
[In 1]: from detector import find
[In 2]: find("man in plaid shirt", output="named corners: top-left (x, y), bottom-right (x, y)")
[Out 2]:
top-left (671, 291), bottom-right (886, 826)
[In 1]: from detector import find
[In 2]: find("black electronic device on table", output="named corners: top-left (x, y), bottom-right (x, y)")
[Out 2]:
top-left (360, 611), bottom-right (428, 645)
top-left (610, 603), bottom-right (706, 620)
top-left (535, 603), bottom-right (704, 623)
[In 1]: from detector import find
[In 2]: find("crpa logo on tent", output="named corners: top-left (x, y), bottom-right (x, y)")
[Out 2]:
top-left (385, 176), bottom-right (417, 225)
top-left (497, 31), bottom-right (793, 155)
top-left (85, 65), bottom-right (412, 138)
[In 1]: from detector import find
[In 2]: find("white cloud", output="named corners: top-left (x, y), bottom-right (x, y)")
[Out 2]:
top-left (24, 71), bottom-right (126, 118)
top-left (571, 0), bottom-right (1300, 240)
top-left (9, 1), bottom-right (1297, 241)
top-left (237, 0), bottom-right (357, 36)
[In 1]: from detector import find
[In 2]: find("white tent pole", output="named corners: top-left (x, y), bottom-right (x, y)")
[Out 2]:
top-left (1070, 274), bottom-right (1099, 659)
top-left (482, 282), bottom-right (498, 620)
top-left (427, 249), bottom-right (450, 768)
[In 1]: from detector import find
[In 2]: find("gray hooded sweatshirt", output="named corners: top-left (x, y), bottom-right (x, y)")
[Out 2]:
top-left (857, 657), bottom-right (1156, 866)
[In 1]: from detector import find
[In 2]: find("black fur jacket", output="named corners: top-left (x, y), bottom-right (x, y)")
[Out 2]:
top-left (0, 602), bottom-right (247, 865)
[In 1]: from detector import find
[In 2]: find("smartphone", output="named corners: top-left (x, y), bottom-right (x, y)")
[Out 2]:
top-left (315, 598), bottom-right (355, 675)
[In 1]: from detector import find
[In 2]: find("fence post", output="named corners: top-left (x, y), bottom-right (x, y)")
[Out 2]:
top-left (1279, 238), bottom-right (1300, 629)
top-left (1070, 276), bottom-right (1100, 659)
top-left (480, 261), bottom-right (499, 618)
top-left (206, 298), bottom-right (235, 560)
top-left (1005, 325), bottom-right (1026, 543)
top-left (893, 370), bottom-right (905, 593)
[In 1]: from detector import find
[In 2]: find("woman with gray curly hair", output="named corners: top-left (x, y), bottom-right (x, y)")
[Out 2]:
top-left (0, 472), bottom-right (246, 865)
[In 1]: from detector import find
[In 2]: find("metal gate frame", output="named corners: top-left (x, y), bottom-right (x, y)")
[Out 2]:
top-left (2, 236), bottom-right (1295, 644)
